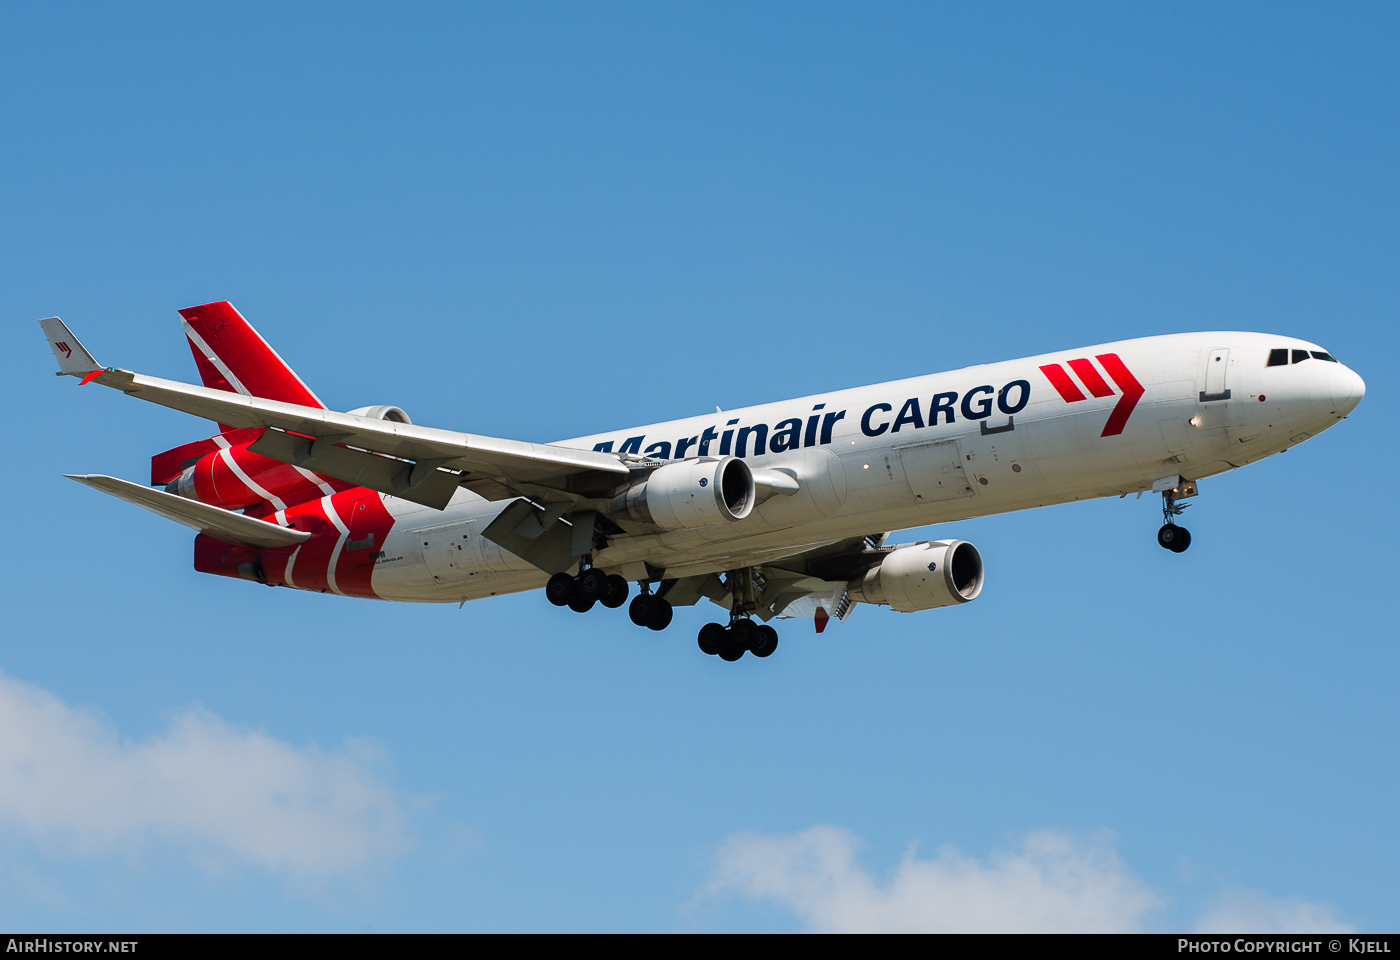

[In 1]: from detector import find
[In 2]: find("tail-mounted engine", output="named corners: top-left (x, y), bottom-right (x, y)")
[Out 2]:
top-left (162, 406), bottom-right (413, 511)
top-left (166, 437), bottom-right (329, 511)
top-left (847, 540), bottom-right (984, 612)
top-left (347, 405), bottom-right (412, 424)
top-left (610, 457), bottom-right (755, 530)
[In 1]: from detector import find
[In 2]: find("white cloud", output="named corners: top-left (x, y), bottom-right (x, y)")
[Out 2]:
top-left (706, 825), bottom-right (1163, 932)
top-left (707, 826), bottom-right (1358, 934)
top-left (1196, 890), bottom-right (1353, 934)
top-left (0, 672), bottom-right (407, 877)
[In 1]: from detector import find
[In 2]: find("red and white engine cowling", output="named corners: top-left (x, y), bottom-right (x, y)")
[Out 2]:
top-left (847, 540), bottom-right (984, 612)
top-left (166, 406), bottom-right (411, 510)
top-left (166, 440), bottom-right (323, 510)
top-left (610, 457), bottom-right (755, 530)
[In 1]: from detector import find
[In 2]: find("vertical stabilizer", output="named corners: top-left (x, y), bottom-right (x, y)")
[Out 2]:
top-left (179, 301), bottom-right (326, 408)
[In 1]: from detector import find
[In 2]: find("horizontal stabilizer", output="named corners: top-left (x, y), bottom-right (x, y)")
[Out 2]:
top-left (39, 317), bottom-right (102, 377)
top-left (65, 474), bottom-right (312, 549)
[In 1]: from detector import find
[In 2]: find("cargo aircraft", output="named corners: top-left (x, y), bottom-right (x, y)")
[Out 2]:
top-left (41, 304), bottom-right (1364, 661)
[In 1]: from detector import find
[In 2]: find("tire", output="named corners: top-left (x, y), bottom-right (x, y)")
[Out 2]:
top-left (648, 598), bottom-right (673, 631)
top-left (730, 618), bottom-right (757, 649)
top-left (1169, 527), bottom-right (1191, 553)
top-left (698, 622), bottom-right (726, 655)
top-left (568, 594), bottom-right (596, 614)
top-left (546, 572), bottom-right (576, 607)
top-left (601, 574), bottom-right (629, 609)
top-left (751, 624), bottom-right (779, 658)
top-left (578, 567), bottom-right (609, 601)
top-left (629, 594), bottom-right (656, 627)
top-left (718, 642), bottom-right (745, 662)
top-left (1157, 525), bottom-right (1180, 550)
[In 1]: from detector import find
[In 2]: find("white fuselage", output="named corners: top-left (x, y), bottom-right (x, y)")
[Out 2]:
top-left (362, 331), bottom-right (1364, 604)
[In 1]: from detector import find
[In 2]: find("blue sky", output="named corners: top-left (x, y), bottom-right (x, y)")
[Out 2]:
top-left (1, 2), bottom-right (1395, 932)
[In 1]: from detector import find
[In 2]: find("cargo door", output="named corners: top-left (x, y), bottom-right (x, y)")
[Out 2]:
top-left (897, 440), bottom-right (975, 504)
top-left (417, 523), bottom-right (474, 583)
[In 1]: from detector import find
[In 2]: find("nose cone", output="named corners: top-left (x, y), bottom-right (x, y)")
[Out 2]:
top-left (1330, 366), bottom-right (1365, 416)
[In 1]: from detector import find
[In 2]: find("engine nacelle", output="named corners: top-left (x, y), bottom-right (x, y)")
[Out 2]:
top-left (848, 540), bottom-right (984, 612)
top-left (167, 440), bottom-right (325, 510)
top-left (610, 457), bottom-right (755, 530)
top-left (348, 405), bottom-right (412, 424)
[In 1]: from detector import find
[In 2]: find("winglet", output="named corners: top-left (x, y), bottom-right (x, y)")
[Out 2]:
top-left (39, 317), bottom-right (103, 378)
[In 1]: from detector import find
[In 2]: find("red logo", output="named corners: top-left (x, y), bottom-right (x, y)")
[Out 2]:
top-left (55, 341), bottom-right (72, 359)
top-left (1038, 353), bottom-right (1144, 437)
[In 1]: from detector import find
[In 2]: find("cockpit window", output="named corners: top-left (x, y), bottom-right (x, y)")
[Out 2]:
top-left (1310, 351), bottom-right (1338, 362)
top-left (1267, 349), bottom-right (1289, 367)
top-left (1292, 349), bottom-right (1311, 364)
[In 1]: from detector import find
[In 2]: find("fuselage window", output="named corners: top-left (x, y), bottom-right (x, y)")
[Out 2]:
top-left (1310, 351), bottom-right (1337, 362)
top-left (1292, 349), bottom-right (1311, 364)
top-left (1267, 349), bottom-right (1289, 367)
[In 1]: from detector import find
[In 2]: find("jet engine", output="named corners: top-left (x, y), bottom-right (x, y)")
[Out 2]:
top-left (166, 440), bottom-right (318, 510)
top-left (610, 457), bottom-right (755, 530)
top-left (348, 405), bottom-right (412, 424)
top-left (847, 540), bottom-right (984, 612)
top-left (167, 406), bottom-right (416, 511)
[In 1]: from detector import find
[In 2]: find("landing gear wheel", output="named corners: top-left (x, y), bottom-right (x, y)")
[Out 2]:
top-left (698, 622), bottom-right (726, 655)
top-left (647, 598), bottom-right (673, 631)
top-left (729, 618), bottom-right (757, 650)
top-left (750, 624), bottom-right (779, 658)
top-left (601, 575), bottom-right (629, 609)
top-left (568, 594), bottom-right (596, 613)
top-left (1157, 524), bottom-right (1191, 552)
top-left (718, 641), bottom-right (746, 662)
top-left (629, 594), bottom-right (657, 627)
top-left (546, 572), bottom-right (576, 607)
top-left (577, 568), bottom-right (609, 603)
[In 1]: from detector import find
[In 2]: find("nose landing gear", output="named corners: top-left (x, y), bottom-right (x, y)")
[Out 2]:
top-left (1157, 483), bottom-right (1194, 553)
top-left (1157, 523), bottom-right (1191, 552)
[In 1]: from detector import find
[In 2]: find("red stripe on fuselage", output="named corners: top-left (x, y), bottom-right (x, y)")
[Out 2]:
top-left (263, 489), bottom-right (392, 598)
top-left (1039, 363), bottom-right (1087, 402)
top-left (280, 496), bottom-right (337, 594)
top-left (1067, 358), bottom-right (1115, 398)
top-left (332, 492), bottom-right (396, 598)
top-left (1095, 353), bottom-right (1145, 437)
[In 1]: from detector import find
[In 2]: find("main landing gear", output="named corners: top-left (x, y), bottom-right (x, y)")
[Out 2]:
top-left (546, 568), bottom-right (629, 613)
top-left (545, 563), bottom-right (783, 661)
top-left (629, 588), bottom-right (674, 631)
top-left (696, 566), bottom-right (778, 662)
top-left (547, 566), bottom-right (675, 629)
top-left (697, 618), bottom-right (778, 661)
top-left (1157, 485), bottom-right (1192, 554)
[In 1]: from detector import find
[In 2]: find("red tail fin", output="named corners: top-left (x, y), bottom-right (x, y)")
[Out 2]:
top-left (178, 302), bottom-right (325, 409)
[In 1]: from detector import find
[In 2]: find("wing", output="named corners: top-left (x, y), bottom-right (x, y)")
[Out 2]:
top-left (66, 474), bottom-right (312, 549)
top-left (652, 535), bottom-right (892, 626)
top-left (40, 317), bottom-right (629, 512)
